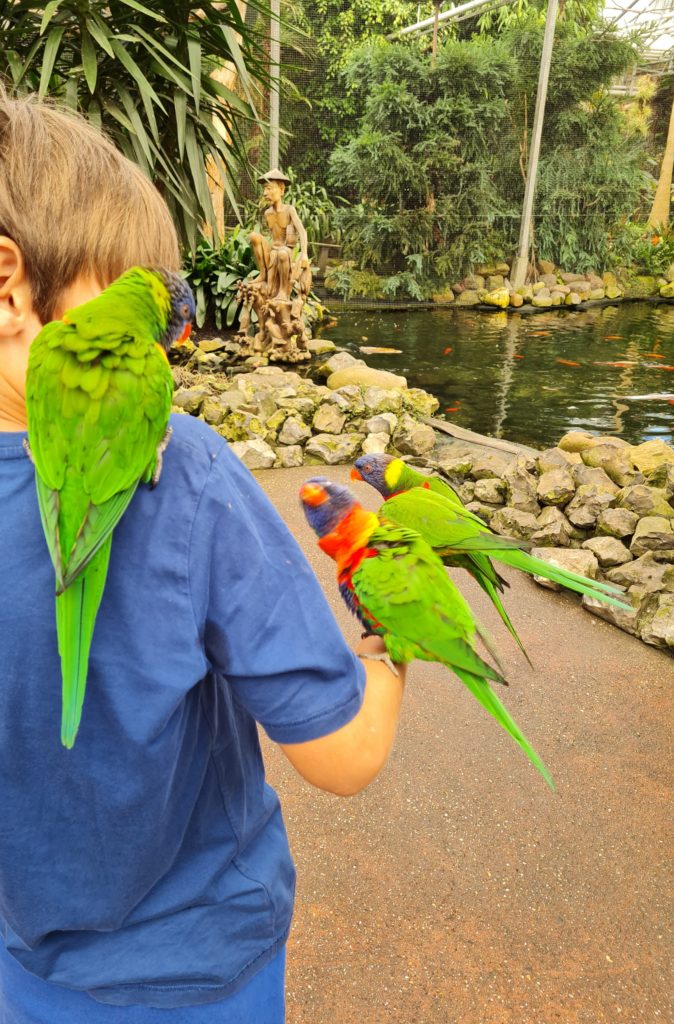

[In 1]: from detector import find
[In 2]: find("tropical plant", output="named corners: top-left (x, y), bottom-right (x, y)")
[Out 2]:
top-left (608, 221), bottom-right (674, 275)
top-left (185, 229), bottom-right (258, 329)
top-left (0, 0), bottom-right (269, 249)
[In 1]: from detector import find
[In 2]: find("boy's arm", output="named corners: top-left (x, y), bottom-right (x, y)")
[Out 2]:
top-left (279, 635), bottom-right (406, 797)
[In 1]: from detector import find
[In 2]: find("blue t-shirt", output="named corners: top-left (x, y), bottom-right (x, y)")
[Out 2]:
top-left (0, 415), bottom-right (365, 1010)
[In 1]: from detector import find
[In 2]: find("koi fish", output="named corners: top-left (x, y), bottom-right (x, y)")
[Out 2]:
top-left (594, 361), bottom-right (635, 368)
top-left (445, 406), bottom-right (461, 413)
top-left (603, 335), bottom-right (623, 340)
top-left (513, 354), bottom-right (524, 359)
top-left (359, 346), bottom-right (403, 355)
top-left (443, 347), bottom-right (453, 355)
top-left (531, 331), bottom-right (551, 337)
top-left (643, 353), bottom-right (665, 359)
top-left (556, 359), bottom-right (581, 367)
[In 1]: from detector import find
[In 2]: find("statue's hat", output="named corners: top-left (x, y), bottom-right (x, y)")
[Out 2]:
top-left (257, 168), bottom-right (291, 185)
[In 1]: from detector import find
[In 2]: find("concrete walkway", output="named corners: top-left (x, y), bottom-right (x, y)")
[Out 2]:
top-left (256, 465), bottom-right (673, 1024)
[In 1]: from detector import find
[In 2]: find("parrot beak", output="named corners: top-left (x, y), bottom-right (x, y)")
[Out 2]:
top-left (176, 322), bottom-right (192, 345)
top-left (299, 482), bottom-right (327, 507)
top-left (350, 468), bottom-right (363, 482)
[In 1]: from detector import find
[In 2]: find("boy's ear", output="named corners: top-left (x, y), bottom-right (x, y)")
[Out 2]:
top-left (0, 236), bottom-right (37, 338)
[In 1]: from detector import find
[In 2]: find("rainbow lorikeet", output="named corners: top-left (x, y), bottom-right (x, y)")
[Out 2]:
top-left (351, 454), bottom-right (630, 662)
top-left (300, 478), bottom-right (553, 789)
top-left (25, 266), bottom-right (195, 748)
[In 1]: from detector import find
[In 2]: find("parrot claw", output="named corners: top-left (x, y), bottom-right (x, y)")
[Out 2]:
top-left (151, 427), bottom-right (173, 488)
top-left (22, 438), bottom-right (35, 464)
top-left (358, 651), bottom-right (400, 678)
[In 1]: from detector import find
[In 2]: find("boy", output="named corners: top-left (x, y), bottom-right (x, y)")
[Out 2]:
top-left (0, 88), bottom-right (405, 1022)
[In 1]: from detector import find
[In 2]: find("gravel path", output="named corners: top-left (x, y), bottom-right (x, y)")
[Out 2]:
top-left (256, 464), bottom-right (673, 1024)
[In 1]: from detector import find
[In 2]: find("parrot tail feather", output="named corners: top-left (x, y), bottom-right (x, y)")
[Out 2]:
top-left (455, 668), bottom-right (554, 790)
top-left (55, 538), bottom-right (112, 748)
top-left (500, 551), bottom-right (631, 611)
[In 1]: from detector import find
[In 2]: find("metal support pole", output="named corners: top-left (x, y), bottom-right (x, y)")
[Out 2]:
top-left (269, 0), bottom-right (281, 170)
top-left (510, 0), bottom-right (559, 290)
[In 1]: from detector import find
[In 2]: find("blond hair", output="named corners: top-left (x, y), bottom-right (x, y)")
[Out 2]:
top-left (0, 86), bottom-right (180, 323)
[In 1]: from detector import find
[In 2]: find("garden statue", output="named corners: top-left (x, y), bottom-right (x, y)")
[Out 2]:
top-left (237, 168), bottom-right (312, 362)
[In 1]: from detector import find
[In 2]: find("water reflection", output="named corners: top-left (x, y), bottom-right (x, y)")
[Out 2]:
top-left (319, 303), bottom-right (674, 448)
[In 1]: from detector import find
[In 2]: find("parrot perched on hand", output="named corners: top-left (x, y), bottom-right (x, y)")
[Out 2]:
top-left (300, 477), bottom-right (553, 789)
top-left (351, 454), bottom-right (631, 662)
top-left (25, 266), bottom-right (195, 748)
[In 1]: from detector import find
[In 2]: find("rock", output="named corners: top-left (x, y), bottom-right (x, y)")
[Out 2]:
top-left (393, 414), bottom-right (436, 456)
top-left (503, 456), bottom-right (541, 514)
top-left (276, 396), bottom-right (316, 418)
top-left (462, 274), bottom-right (484, 290)
top-left (565, 292), bottom-right (582, 305)
top-left (602, 271), bottom-right (619, 288)
top-left (630, 439), bottom-right (674, 475)
top-left (327, 366), bottom-right (407, 390)
top-left (172, 386), bottom-right (211, 415)
top-left (219, 411), bottom-right (269, 443)
top-left (188, 348), bottom-right (224, 371)
top-left (198, 338), bottom-right (227, 353)
top-left (312, 404), bottom-right (347, 435)
top-left (331, 386), bottom-right (365, 417)
top-left (581, 441), bottom-right (629, 468)
top-left (201, 399), bottom-right (227, 426)
top-left (645, 461), bottom-right (674, 498)
top-left (306, 338), bottom-right (337, 356)
top-left (639, 593), bottom-right (674, 648)
top-left (536, 447), bottom-right (582, 473)
top-left (432, 289), bottom-right (455, 303)
top-left (402, 388), bottom-right (439, 417)
top-left (321, 390), bottom-right (351, 412)
top-left (455, 289), bottom-right (480, 306)
top-left (219, 389), bottom-right (248, 414)
top-left (531, 522), bottom-right (571, 547)
top-left (516, 284), bottom-right (534, 302)
top-left (531, 290), bottom-right (553, 307)
top-left (536, 468), bottom-right (575, 506)
top-left (618, 484), bottom-right (674, 519)
top-left (559, 272), bottom-right (587, 284)
top-left (607, 552), bottom-right (674, 593)
top-left (571, 463), bottom-right (620, 494)
top-left (464, 501), bottom-right (497, 524)
top-left (362, 432), bottom-right (391, 455)
top-left (585, 434), bottom-right (631, 450)
top-left (530, 547), bottom-right (599, 592)
top-left (558, 430), bottom-right (594, 453)
top-left (473, 478), bottom-right (506, 504)
top-left (605, 284), bottom-right (623, 300)
top-left (540, 273), bottom-right (558, 288)
top-left (228, 438), bottom-right (276, 470)
top-left (624, 275), bottom-right (659, 299)
top-left (278, 416), bottom-right (312, 445)
top-left (305, 432), bottom-right (365, 465)
top-left (581, 588), bottom-right (641, 636)
top-left (490, 507), bottom-right (539, 541)
top-left (630, 516), bottom-right (674, 558)
top-left (470, 452), bottom-right (513, 479)
top-left (596, 507), bottom-right (640, 538)
top-left (659, 280), bottom-right (674, 299)
top-left (509, 291), bottom-right (524, 308)
top-left (362, 387), bottom-right (404, 415)
top-left (537, 259), bottom-right (556, 275)
top-left (458, 481), bottom-right (475, 503)
top-left (486, 275), bottom-right (505, 291)
top-left (276, 444), bottom-right (304, 468)
top-left (364, 413), bottom-right (397, 435)
top-left (484, 287), bottom-right (509, 308)
top-left (565, 484), bottom-right (617, 528)
top-left (317, 351), bottom-right (365, 378)
top-left (581, 536), bottom-right (633, 567)
top-left (435, 454), bottom-right (473, 478)
top-left (665, 263), bottom-right (674, 283)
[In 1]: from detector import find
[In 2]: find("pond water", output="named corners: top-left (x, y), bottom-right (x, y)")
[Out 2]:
top-left (317, 302), bottom-right (674, 450)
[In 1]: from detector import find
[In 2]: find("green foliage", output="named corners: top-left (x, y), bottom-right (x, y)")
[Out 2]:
top-left (184, 229), bottom-right (258, 329)
top-left (608, 221), bottom-right (674, 276)
top-left (0, 0), bottom-right (268, 249)
top-left (326, 12), bottom-right (648, 285)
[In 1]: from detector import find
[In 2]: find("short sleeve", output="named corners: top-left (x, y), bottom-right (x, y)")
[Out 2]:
top-left (188, 445), bottom-right (366, 744)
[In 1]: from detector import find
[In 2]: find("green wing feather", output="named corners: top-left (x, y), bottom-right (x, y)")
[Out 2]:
top-left (25, 279), bottom-right (173, 747)
top-left (352, 521), bottom-right (553, 788)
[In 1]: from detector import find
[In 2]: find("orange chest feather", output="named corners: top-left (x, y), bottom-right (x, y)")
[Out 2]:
top-left (318, 507), bottom-right (379, 576)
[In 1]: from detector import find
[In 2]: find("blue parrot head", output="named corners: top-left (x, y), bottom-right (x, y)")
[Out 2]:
top-left (351, 454), bottom-right (405, 497)
top-left (299, 477), bottom-right (359, 537)
top-left (156, 269), bottom-right (196, 350)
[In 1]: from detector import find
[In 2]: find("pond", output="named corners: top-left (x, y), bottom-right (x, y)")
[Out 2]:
top-left (317, 302), bottom-right (674, 450)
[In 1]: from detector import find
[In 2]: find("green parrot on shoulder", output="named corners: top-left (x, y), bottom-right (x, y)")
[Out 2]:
top-left (351, 454), bottom-right (630, 662)
top-left (300, 477), bottom-right (553, 790)
top-left (25, 266), bottom-right (194, 748)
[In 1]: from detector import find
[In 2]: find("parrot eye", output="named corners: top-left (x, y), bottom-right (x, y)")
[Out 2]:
top-left (180, 303), bottom-right (191, 319)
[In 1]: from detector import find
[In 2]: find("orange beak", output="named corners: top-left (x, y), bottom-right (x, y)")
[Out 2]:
top-left (300, 482), bottom-right (327, 507)
top-left (350, 468), bottom-right (363, 482)
top-left (176, 322), bottom-right (192, 346)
